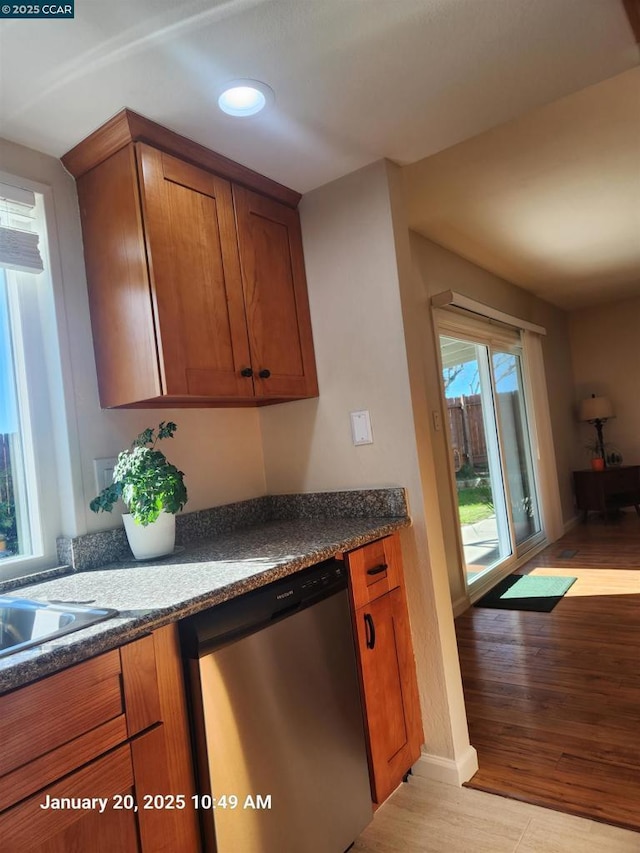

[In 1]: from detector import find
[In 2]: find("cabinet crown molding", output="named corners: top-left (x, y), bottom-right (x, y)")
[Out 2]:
top-left (61, 108), bottom-right (301, 209)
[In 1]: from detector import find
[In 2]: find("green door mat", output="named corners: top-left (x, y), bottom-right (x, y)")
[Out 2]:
top-left (474, 574), bottom-right (577, 612)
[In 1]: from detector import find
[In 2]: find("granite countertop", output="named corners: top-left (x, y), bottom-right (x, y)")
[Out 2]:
top-left (0, 496), bottom-right (410, 695)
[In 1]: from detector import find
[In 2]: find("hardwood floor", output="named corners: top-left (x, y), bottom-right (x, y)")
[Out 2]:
top-left (456, 511), bottom-right (640, 832)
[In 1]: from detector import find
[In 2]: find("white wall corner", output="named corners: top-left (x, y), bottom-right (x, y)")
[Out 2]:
top-left (413, 745), bottom-right (479, 787)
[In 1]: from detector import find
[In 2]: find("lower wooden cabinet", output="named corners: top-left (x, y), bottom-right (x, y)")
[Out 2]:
top-left (0, 624), bottom-right (200, 852)
top-left (573, 465), bottom-right (640, 520)
top-left (346, 534), bottom-right (423, 805)
top-left (0, 538), bottom-right (422, 847)
top-left (1, 743), bottom-right (140, 853)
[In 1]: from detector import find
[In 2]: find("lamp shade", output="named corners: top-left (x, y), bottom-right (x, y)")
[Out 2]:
top-left (579, 395), bottom-right (614, 422)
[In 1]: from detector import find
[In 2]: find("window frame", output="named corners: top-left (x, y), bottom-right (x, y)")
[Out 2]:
top-left (0, 172), bottom-right (75, 581)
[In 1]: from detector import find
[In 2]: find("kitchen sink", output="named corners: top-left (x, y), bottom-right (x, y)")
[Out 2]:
top-left (0, 597), bottom-right (118, 658)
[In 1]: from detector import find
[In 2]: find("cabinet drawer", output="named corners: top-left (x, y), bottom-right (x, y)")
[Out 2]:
top-left (0, 716), bottom-right (128, 813)
top-left (0, 635), bottom-right (162, 804)
top-left (346, 536), bottom-right (401, 609)
top-left (0, 743), bottom-right (138, 853)
top-left (0, 650), bottom-right (124, 778)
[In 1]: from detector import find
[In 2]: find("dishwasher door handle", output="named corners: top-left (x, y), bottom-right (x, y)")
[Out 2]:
top-left (271, 601), bottom-right (302, 621)
top-left (364, 613), bottom-right (376, 650)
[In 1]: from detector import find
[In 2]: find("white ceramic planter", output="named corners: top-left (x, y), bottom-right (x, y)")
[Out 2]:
top-left (122, 511), bottom-right (176, 560)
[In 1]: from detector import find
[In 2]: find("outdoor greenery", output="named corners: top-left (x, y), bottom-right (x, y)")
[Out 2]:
top-left (457, 483), bottom-right (494, 526)
top-left (0, 436), bottom-right (18, 554)
top-left (455, 461), bottom-right (477, 481)
top-left (90, 421), bottom-right (188, 526)
top-left (0, 499), bottom-right (17, 552)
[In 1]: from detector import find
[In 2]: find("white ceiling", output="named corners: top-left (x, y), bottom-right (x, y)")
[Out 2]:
top-left (0, 0), bottom-right (638, 309)
top-left (405, 67), bottom-right (640, 310)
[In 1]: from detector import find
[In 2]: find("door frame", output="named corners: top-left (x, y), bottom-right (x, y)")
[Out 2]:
top-left (434, 309), bottom-right (549, 602)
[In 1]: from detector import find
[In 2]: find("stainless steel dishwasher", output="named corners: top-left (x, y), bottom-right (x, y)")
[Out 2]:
top-left (180, 559), bottom-right (373, 853)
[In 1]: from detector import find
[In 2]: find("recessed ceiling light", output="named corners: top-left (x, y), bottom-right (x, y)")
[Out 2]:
top-left (217, 80), bottom-right (273, 117)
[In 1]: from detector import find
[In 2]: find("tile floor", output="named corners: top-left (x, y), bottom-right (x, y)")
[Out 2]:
top-left (352, 775), bottom-right (640, 852)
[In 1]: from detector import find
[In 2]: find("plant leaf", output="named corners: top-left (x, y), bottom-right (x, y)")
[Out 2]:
top-left (88, 422), bottom-right (187, 522)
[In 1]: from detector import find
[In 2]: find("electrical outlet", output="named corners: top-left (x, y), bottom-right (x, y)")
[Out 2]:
top-left (93, 457), bottom-right (117, 493)
top-left (350, 410), bottom-right (373, 445)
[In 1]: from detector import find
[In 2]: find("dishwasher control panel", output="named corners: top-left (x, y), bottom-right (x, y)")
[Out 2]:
top-left (300, 561), bottom-right (345, 592)
top-left (180, 558), bottom-right (347, 658)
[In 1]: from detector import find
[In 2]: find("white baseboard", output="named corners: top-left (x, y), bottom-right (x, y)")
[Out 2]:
top-left (563, 514), bottom-right (581, 534)
top-left (412, 745), bottom-right (478, 786)
top-left (452, 595), bottom-right (470, 617)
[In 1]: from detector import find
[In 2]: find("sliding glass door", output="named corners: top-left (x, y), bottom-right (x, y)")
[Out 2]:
top-left (439, 326), bottom-right (542, 590)
top-left (491, 348), bottom-right (541, 550)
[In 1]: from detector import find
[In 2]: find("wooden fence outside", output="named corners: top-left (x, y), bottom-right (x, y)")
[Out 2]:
top-left (446, 395), bottom-right (487, 472)
top-left (447, 392), bottom-right (523, 474)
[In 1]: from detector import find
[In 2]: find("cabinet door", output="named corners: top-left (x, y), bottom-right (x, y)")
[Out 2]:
top-left (0, 745), bottom-right (140, 853)
top-left (354, 589), bottom-right (423, 804)
top-left (233, 186), bottom-right (318, 399)
top-left (137, 143), bottom-right (253, 398)
top-left (77, 145), bottom-right (162, 407)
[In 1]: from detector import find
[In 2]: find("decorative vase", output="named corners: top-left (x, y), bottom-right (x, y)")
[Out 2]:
top-left (122, 512), bottom-right (176, 560)
top-left (590, 457), bottom-right (605, 472)
top-left (605, 447), bottom-right (623, 467)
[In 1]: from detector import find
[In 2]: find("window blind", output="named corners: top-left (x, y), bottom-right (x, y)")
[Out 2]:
top-left (0, 182), bottom-right (44, 274)
top-left (435, 308), bottom-right (522, 350)
top-left (431, 290), bottom-right (546, 336)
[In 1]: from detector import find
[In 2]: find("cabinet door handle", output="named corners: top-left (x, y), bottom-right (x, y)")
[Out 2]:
top-left (364, 613), bottom-right (376, 650)
top-left (240, 367), bottom-right (253, 377)
top-left (258, 368), bottom-right (271, 379)
top-left (366, 563), bottom-right (387, 576)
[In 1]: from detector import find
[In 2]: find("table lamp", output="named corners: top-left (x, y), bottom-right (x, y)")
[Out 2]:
top-left (579, 394), bottom-right (614, 466)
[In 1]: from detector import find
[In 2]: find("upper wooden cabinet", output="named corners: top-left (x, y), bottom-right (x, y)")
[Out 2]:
top-left (63, 109), bottom-right (318, 408)
top-left (233, 186), bottom-right (317, 400)
top-left (137, 144), bottom-right (252, 400)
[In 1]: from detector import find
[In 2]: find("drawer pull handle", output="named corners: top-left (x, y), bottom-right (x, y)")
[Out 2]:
top-left (258, 368), bottom-right (271, 379)
top-left (364, 613), bottom-right (376, 650)
top-left (367, 563), bottom-right (387, 576)
top-left (240, 367), bottom-right (253, 377)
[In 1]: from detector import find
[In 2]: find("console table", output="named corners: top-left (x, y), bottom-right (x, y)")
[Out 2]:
top-left (573, 465), bottom-right (640, 521)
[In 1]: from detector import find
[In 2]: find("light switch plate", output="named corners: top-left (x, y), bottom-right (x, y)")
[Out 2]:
top-left (93, 457), bottom-right (117, 494)
top-left (350, 410), bottom-right (373, 445)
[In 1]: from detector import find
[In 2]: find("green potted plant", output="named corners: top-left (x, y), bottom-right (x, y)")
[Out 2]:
top-left (90, 421), bottom-right (188, 559)
top-left (585, 440), bottom-right (605, 471)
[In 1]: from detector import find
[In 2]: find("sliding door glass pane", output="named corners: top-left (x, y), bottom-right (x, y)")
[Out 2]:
top-left (440, 335), bottom-right (511, 584)
top-left (492, 350), bottom-right (541, 547)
